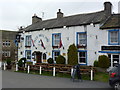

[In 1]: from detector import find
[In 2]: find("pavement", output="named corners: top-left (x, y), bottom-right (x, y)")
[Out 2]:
top-left (2, 70), bottom-right (111, 88)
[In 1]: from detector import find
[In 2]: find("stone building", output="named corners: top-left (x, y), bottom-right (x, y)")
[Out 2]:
top-left (0, 30), bottom-right (18, 65)
top-left (18, 2), bottom-right (119, 67)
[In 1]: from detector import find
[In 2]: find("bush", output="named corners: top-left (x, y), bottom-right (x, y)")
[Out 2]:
top-left (47, 58), bottom-right (54, 64)
top-left (98, 55), bottom-right (110, 68)
top-left (56, 55), bottom-right (66, 64)
top-left (6, 59), bottom-right (12, 65)
top-left (18, 59), bottom-right (23, 67)
top-left (94, 60), bottom-right (98, 67)
top-left (67, 44), bottom-right (78, 65)
top-left (26, 61), bottom-right (33, 65)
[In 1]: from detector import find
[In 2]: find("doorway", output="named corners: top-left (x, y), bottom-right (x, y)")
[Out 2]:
top-left (108, 54), bottom-right (120, 67)
top-left (33, 51), bottom-right (42, 63)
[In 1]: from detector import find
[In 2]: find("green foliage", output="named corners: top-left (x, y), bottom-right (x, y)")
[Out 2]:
top-left (18, 59), bottom-right (23, 67)
top-left (26, 62), bottom-right (33, 65)
top-left (67, 44), bottom-right (78, 65)
top-left (6, 59), bottom-right (11, 65)
top-left (94, 60), bottom-right (98, 67)
top-left (98, 55), bottom-right (110, 68)
top-left (18, 58), bottom-right (27, 67)
top-left (47, 58), bottom-right (54, 64)
top-left (56, 55), bottom-right (66, 64)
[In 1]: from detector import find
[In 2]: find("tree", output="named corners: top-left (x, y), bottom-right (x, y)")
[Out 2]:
top-left (98, 55), bottom-right (110, 68)
top-left (67, 44), bottom-right (78, 65)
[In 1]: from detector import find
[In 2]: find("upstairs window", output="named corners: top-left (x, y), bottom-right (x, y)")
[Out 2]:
top-left (77, 32), bottom-right (87, 47)
top-left (109, 30), bottom-right (119, 45)
top-left (52, 33), bottom-right (61, 47)
top-left (25, 35), bottom-right (31, 47)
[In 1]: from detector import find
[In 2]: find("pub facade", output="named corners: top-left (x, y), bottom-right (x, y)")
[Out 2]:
top-left (18, 2), bottom-right (120, 67)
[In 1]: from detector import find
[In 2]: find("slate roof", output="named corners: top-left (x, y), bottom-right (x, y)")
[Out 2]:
top-left (100, 14), bottom-right (120, 29)
top-left (23, 10), bottom-right (108, 32)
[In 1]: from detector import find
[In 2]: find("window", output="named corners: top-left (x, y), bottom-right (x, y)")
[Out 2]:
top-left (52, 33), bottom-right (61, 46)
top-left (77, 32), bottom-right (87, 46)
top-left (25, 35), bottom-right (31, 47)
top-left (109, 30), bottom-right (119, 45)
top-left (78, 51), bottom-right (87, 65)
top-left (2, 51), bottom-right (10, 57)
top-left (2, 41), bottom-right (11, 47)
top-left (25, 50), bottom-right (31, 60)
top-left (53, 50), bottom-right (60, 61)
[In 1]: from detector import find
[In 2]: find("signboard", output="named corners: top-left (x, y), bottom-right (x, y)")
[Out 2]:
top-left (101, 46), bottom-right (120, 50)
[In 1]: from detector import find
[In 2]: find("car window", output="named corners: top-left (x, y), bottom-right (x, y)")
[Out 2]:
top-left (111, 67), bottom-right (118, 73)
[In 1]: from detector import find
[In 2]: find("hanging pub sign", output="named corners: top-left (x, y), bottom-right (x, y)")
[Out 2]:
top-left (101, 46), bottom-right (120, 50)
top-left (16, 35), bottom-right (21, 42)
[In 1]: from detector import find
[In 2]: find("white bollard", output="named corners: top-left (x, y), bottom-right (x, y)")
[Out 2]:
top-left (71, 68), bottom-right (73, 76)
top-left (91, 70), bottom-right (93, 81)
top-left (25, 63), bottom-right (27, 68)
top-left (16, 64), bottom-right (18, 71)
top-left (27, 65), bottom-right (30, 73)
top-left (4, 63), bottom-right (6, 70)
top-left (39, 66), bottom-right (42, 75)
top-left (53, 67), bottom-right (55, 76)
top-left (0, 62), bottom-right (1, 68)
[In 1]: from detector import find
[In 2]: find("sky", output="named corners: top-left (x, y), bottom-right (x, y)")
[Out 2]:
top-left (0, 0), bottom-right (119, 31)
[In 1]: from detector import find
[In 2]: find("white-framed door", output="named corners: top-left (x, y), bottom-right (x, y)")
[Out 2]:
top-left (108, 54), bottom-right (120, 67)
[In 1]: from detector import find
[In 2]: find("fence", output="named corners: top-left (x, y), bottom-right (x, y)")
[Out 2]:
top-left (16, 63), bottom-right (95, 80)
top-left (3, 63), bottom-right (95, 80)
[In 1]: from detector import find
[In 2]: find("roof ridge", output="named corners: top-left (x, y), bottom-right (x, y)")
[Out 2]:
top-left (42, 10), bottom-right (104, 22)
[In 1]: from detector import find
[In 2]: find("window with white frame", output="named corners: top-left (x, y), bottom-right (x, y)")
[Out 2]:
top-left (2, 51), bottom-right (10, 57)
top-left (25, 50), bottom-right (31, 60)
top-left (78, 32), bottom-right (87, 46)
top-left (53, 51), bottom-right (60, 61)
top-left (52, 33), bottom-right (61, 46)
top-left (2, 41), bottom-right (11, 47)
top-left (109, 31), bottom-right (119, 44)
top-left (78, 51), bottom-right (87, 64)
top-left (25, 35), bottom-right (31, 46)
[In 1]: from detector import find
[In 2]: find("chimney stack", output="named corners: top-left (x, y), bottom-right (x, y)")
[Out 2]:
top-left (104, 2), bottom-right (112, 16)
top-left (57, 9), bottom-right (63, 18)
top-left (32, 14), bottom-right (42, 24)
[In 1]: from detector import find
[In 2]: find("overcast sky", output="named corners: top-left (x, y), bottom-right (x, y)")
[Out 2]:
top-left (0, 0), bottom-right (119, 31)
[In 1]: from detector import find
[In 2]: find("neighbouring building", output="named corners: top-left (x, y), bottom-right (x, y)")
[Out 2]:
top-left (18, 2), bottom-right (119, 67)
top-left (0, 30), bottom-right (18, 65)
top-left (100, 14), bottom-right (120, 67)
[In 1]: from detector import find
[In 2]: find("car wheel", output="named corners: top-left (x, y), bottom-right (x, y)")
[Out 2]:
top-left (114, 82), bottom-right (120, 90)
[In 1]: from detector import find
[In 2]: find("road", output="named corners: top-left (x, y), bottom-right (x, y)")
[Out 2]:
top-left (2, 70), bottom-right (111, 88)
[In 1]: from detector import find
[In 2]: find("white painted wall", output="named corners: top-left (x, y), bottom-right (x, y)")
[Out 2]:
top-left (18, 24), bottom-right (109, 66)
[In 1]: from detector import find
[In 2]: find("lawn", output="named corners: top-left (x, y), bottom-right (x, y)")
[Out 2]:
top-left (16, 70), bottom-right (109, 82)
top-left (94, 72), bottom-right (109, 82)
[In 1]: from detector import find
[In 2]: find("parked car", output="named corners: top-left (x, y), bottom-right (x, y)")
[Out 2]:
top-left (109, 64), bottom-right (120, 90)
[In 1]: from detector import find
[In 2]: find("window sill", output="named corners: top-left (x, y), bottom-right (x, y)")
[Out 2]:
top-left (25, 46), bottom-right (31, 48)
top-left (52, 46), bottom-right (59, 49)
top-left (108, 43), bottom-right (119, 45)
top-left (77, 45), bottom-right (87, 48)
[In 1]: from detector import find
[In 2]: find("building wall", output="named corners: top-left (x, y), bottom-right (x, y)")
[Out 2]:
top-left (1, 30), bottom-right (18, 62)
top-left (18, 23), bottom-right (110, 66)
